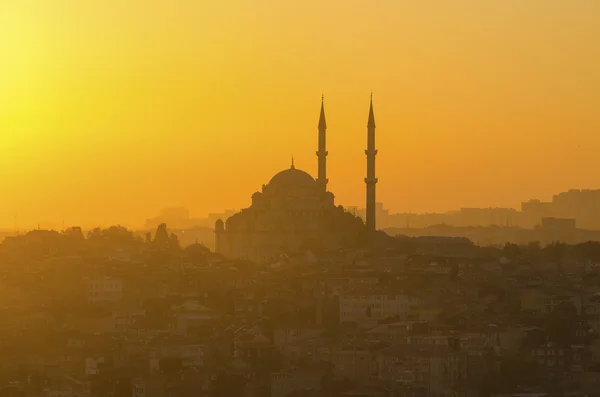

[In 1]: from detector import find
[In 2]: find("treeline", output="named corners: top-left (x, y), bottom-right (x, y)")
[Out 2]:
top-left (0, 223), bottom-right (209, 262)
top-left (500, 241), bottom-right (600, 268)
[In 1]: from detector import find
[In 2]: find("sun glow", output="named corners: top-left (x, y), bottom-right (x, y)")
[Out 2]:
top-left (0, 6), bottom-right (44, 149)
top-left (1, 0), bottom-right (600, 229)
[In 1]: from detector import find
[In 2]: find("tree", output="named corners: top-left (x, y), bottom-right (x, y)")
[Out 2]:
top-left (86, 225), bottom-right (142, 254)
top-left (521, 328), bottom-right (546, 350)
top-left (574, 241), bottom-right (600, 262)
top-left (526, 241), bottom-right (542, 254)
top-left (503, 242), bottom-right (521, 259)
top-left (153, 223), bottom-right (170, 249)
top-left (87, 225), bottom-right (137, 244)
top-left (449, 263), bottom-right (459, 282)
top-left (499, 355), bottom-right (545, 391)
top-left (169, 233), bottom-right (180, 251)
top-left (545, 301), bottom-right (579, 347)
top-left (546, 241), bottom-right (567, 275)
top-left (63, 226), bottom-right (84, 241)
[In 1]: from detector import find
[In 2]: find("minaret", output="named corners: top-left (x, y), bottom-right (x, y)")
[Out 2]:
top-left (316, 95), bottom-right (328, 189)
top-left (365, 93), bottom-right (378, 231)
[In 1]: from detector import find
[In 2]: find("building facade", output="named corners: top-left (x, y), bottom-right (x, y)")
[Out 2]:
top-left (215, 96), bottom-right (378, 262)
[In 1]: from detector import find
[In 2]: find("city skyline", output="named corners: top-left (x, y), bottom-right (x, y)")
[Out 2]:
top-left (7, 186), bottom-right (600, 233)
top-left (2, 3), bottom-right (600, 396)
top-left (2, 1), bottom-right (600, 229)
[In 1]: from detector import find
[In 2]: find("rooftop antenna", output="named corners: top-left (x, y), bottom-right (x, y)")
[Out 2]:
top-left (291, 156), bottom-right (295, 169)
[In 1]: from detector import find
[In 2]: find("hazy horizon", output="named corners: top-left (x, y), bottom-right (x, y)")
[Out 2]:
top-left (2, 0), bottom-right (600, 230)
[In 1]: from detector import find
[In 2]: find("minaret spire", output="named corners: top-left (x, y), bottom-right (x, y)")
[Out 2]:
top-left (367, 93), bottom-right (375, 128)
top-left (316, 94), bottom-right (328, 189)
top-left (365, 94), bottom-right (378, 231)
top-left (291, 156), bottom-right (295, 169)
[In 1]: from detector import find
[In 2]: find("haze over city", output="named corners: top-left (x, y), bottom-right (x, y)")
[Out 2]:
top-left (2, 0), bottom-right (600, 229)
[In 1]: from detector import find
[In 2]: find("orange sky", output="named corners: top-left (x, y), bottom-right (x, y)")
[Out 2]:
top-left (1, 0), bottom-right (600, 229)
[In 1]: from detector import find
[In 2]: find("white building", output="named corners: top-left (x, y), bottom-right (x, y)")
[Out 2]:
top-left (407, 333), bottom-right (454, 347)
top-left (87, 277), bottom-right (123, 303)
top-left (271, 367), bottom-right (323, 397)
top-left (84, 357), bottom-right (105, 375)
top-left (339, 291), bottom-right (424, 325)
top-left (111, 307), bottom-right (146, 331)
top-left (584, 293), bottom-right (600, 336)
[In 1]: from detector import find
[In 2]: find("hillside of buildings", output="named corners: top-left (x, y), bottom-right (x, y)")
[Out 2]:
top-left (1, 223), bottom-right (600, 396)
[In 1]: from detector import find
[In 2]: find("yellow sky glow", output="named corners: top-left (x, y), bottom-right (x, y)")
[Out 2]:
top-left (1, 0), bottom-right (600, 229)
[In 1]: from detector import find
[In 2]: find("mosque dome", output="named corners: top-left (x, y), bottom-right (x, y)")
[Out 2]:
top-left (268, 166), bottom-right (316, 188)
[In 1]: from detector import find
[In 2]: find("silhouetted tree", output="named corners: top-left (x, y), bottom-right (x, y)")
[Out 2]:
top-left (449, 263), bottom-right (459, 282)
top-left (545, 301), bottom-right (579, 347)
top-left (574, 241), bottom-right (600, 262)
top-left (521, 328), bottom-right (546, 350)
top-left (503, 242), bottom-right (521, 259)
top-left (499, 355), bottom-right (544, 391)
top-left (153, 223), bottom-right (170, 249)
top-left (86, 225), bottom-right (142, 256)
top-left (63, 226), bottom-right (84, 241)
top-left (87, 225), bottom-right (137, 245)
top-left (526, 241), bottom-right (542, 254)
top-left (168, 233), bottom-right (180, 251)
top-left (546, 241), bottom-right (567, 275)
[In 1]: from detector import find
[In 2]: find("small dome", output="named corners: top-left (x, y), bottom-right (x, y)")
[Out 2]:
top-left (215, 219), bottom-right (224, 230)
top-left (268, 167), bottom-right (316, 188)
top-left (252, 191), bottom-right (262, 198)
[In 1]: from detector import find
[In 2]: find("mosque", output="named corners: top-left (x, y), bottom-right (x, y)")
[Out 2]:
top-left (215, 96), bottom-right (378, 262)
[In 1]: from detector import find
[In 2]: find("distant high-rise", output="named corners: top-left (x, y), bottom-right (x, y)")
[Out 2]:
top-left (365, 94), bottom-right (378, 231)
top-left (316, 95), bottom-right (328, 189)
